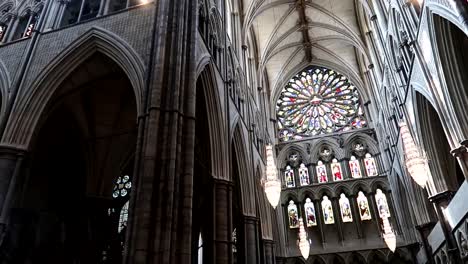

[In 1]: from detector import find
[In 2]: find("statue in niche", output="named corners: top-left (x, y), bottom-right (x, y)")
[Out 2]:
top-left (319, 147), bottom-right (332, 162)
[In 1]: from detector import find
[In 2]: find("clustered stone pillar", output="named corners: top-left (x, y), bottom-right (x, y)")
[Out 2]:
top-left (429, 191), bottom-right (462, 264)
top-left (263, 239), bottom-right (275, 264)
top-left (244, 215), bottom-right (260, 263)
top-left (213, 179), bottom-right (232, 263)
top-left (0, 147), bottom-right (25, 228)
top-left (123, 0), bottom-right (198, 263)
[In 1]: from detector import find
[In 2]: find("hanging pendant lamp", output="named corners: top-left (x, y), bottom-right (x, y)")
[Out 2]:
top-left (265, 144), bottom-right (281, 208)
top-left (399, 122), bottom-right (429, 187)
top-left (297, 218), bottom-right (310, 260)
top-left (382, 216), bottom-right (396, 252)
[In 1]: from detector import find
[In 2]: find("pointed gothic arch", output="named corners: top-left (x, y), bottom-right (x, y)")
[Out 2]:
top-left (2, 26), bottom-right (145, 149)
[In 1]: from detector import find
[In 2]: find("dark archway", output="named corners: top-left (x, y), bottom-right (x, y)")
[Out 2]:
top-left (191, 76), bottom-right (215, 264)
top-left (3, 53), bottom-right (138, 263)
top-left (231, 137), bottom-right (245, 264)
top-left (415, 92), bottom-right (464, 192)
top-left (433, 14), bottom-right (468, 139)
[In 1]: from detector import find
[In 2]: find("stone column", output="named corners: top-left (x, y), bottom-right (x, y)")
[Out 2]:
top-left (451, 140), bottom-right (468, 182)
top-left (429, 191), bottom-right (461, 264)
top-left (314, 198), bottom-right (325, 245)
top-left (244, 216), bottom-right (259, 264)
top-left (349, 195), bottom-right (363, 238)
top-left (331, 196), bottom-right (344, 244)
top-left (263, 239), bottom-right (275, 264)
top-left (123, 0), bottom-right (197, 263)
top-left (367, 191), bottom-right (383, 234)
top-left (214, 179), bottom-right (232, 264)
top-left (0, 146), bottom-right (25, 226)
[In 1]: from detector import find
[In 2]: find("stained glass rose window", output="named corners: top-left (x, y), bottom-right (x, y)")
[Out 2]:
top-left (277, 67), bottom-right (367, 141)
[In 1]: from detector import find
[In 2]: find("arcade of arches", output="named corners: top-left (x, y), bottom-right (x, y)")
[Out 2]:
top-left (0, 0), bottom-right (466, 264)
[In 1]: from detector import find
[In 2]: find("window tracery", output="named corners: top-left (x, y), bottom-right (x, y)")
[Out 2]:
top-left (277, 67), bottom-right (367, 141)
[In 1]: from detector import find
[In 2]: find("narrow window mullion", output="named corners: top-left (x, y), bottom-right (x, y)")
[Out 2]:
top-left (77, 0), bottom-right (86, 22)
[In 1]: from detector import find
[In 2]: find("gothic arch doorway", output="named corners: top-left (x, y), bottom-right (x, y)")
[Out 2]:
top-left (8, 52), bottom-right (138, 263)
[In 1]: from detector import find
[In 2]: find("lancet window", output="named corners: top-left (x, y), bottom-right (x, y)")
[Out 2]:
top-left (339, 193), bottom-right (353, 223)
top-left (322, 196), bottom-right (334, 224)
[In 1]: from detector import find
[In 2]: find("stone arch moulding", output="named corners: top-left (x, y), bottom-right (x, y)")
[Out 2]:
top-left (425, 0), bottom-right (468, 36)
top-left (197, 64), bottom-right (228, 180)
top-left (343, 132), bottom-right (379, 157)
top-left (309, 139), bottom-right (344, 162)
top-left (232, 123), bottom-right (256, 217)
top-left (1, 26), bottom-right (146, 149)
top-left (277, 144), bottom-right (309, 168)
top-left (0, 59), bottom-right (11, 119)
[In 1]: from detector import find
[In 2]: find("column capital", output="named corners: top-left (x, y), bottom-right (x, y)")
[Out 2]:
top-left (0, 145), bottom-right (27, 158)
top-left (428, 190), bottom-right (455, 207)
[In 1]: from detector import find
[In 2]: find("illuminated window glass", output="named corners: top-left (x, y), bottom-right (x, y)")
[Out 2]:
top-left (299, 163), bottom-right (310, 186)
top-left (331, 159), bottom-right (343, 181)
top-left (316, 160), bottom-right (327, 183)
top-left (339, 193), bottom-right (353, 222)
top-left (284, 165), bottom-right (295, 188)
top-left (357, 191), bottom-right (372, 220)
top-left (321, 196), bottom-right (334, 224)
top-left (364, 153), bottom-right (378, 176)
top-left (277, 67), bottom-right (367, 141)
top-left (288, 200), bottom-right (299, 228)
top-left (118, 201), bottom-right (129, 233)
top-left (375, 189), bottom-right (391, 218)
top-left (304, 198), bottom-right (317, 227)
top-left (349, 156), bottom-right (362, 178)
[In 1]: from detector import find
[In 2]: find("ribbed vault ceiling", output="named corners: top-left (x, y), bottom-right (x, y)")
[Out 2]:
top-left (243, 0), bottom-right (370, 97)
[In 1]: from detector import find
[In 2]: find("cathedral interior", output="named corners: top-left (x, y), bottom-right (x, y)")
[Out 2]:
top-left (0, 0), bottom-right (467, 263)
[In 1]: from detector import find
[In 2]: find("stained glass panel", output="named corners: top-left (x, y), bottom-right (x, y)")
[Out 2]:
top-left (118, 201), bottom-right (129, 233)
top-left (299, 163), bottom-right (310, 186)
top-left (331, 159), bottom-right (343, 181)
top-left (339, 193), bottom-right (353, 222)
top-left (316, 161), bottom-right (328, 183)
top-left (375, 189), bottom-right (391, 218)
top-left (288, 200), bottom-right (299, 228)
top-left (284, 165), bottom-right (295, 188)
top-left (364, 153), bottom-right (378, 176)
top-left (322, 196), bottom-right (334, 224)
top-left (0, 26), bottom-right (5, 42)
top-left (304, 198), bottom-right (317, 227)
top-left (349, 156), bottom-right (362, 178)
top-left (277, 67), bottom-right (367, 141)
top-left (357, 191), bottom-right (372, 220)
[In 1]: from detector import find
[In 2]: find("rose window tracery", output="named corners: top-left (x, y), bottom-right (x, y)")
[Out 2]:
top-left (277, 67), bottom-right (367, 141)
